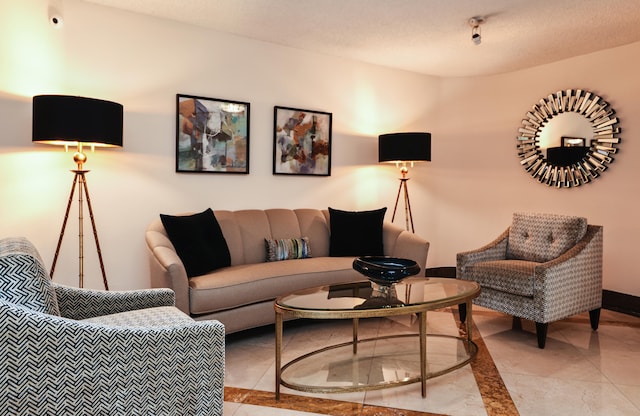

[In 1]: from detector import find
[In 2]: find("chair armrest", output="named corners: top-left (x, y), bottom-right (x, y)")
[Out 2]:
top-left (457, 228), bottom-right (510, 274)
top-left (533, 225), bottom-right (603, 322)
top-left (1, 301), bottom-right (224, 415)
top-left (53, 283), bottom-right (175, 320)
top-left (533, 225), bottom-right (603, 316)
top-left (537, 225), bottom-right (602, 270)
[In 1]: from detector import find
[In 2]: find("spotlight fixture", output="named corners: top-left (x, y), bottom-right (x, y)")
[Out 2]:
top-left (48, 2), bottom-right (64, 28)
top-left (468, 16), bottom-right (485, 45)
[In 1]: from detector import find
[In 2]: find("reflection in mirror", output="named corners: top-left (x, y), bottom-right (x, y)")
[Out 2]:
top-left (516, 89), bottom-right (621, 188)
top-left (539, 112), bottom-right (593, 156)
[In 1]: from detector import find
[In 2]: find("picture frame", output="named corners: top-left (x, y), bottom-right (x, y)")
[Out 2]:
top-left (176, 94), bottom-right (250, 173)
top-left (561, 136), bottom-right (586, 147)
top-left (273, 106), bottom-right (332, 176)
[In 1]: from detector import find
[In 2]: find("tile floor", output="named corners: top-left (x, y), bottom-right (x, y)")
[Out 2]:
top-left (223, 307), bottom-right (640, 415)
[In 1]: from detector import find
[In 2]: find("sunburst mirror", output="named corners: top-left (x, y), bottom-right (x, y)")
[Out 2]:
top-left (516, 89), bottom-right (621, 188)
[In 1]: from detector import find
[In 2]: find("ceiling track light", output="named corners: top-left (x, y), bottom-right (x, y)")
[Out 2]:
top-left (468, 16), bottom-right (485, 45)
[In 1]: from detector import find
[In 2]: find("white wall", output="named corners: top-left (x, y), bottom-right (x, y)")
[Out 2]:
top-left (1, 0), bottom-right (638, 297)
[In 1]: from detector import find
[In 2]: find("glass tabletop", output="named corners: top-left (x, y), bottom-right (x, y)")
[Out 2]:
top-left (275, 277), bottom-right (479, 313)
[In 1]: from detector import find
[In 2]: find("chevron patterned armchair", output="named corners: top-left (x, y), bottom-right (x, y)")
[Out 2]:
top-left (457, 212), bottom-right (602, 349)
top-left (0, 237), bottom-right (225, 416)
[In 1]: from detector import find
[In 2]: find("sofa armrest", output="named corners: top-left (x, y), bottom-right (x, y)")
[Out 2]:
top-left (457, 228), bottom-right (510, 275)
top-left (1, 301), bottom-right (224, 415)
top-left (53, 283), bottom-right (175, 320)
top-left (146, 225), bottom-right (190, 314)
top-left (383, 222), bottom-right (430, 273)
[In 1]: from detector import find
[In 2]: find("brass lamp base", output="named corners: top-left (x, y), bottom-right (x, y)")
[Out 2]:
top-left (391, 175), bottom-right (414, 233)
top-left (50, 150), bottom-right (109, 289)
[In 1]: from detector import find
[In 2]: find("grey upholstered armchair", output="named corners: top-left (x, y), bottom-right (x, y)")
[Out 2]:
top-left (456, 212), bottom-right (602, 349)
top-left (0, 237), bottom-right (225, 415)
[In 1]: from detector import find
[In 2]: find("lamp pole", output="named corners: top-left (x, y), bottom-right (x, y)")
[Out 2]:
top-left (50, 146), bottom-right (108, 289)
top-left (391, 167), bottom-right (414, 233)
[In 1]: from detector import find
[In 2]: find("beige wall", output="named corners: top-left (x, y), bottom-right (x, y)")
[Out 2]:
top-left (1, 0), bottom-right (638, 296)
top-left (430, 44), bottom-right (640, 297)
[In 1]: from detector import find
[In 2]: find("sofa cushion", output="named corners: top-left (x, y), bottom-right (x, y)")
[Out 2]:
top-left (160, 208), bottom-right (231, 277)
top-left (265, 237), bottom-right (311, 262)
top-left (188, 257), bottom-right (360, 315)
top-left (465, 259), bottom-right (537, 297)
top-left (328, 207), bottom-right (387, 257)
top-left (0, 237), bottom-right (60, 316)
top-left (507, 212), bottom-right (588, 263)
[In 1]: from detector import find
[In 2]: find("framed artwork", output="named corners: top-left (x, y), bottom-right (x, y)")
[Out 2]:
top-left (273, 106), bottom-right (332, 176)
top-left (176, 94), bottom-right (250, 173)
top-left (561, 136), bottom-right (586, 147)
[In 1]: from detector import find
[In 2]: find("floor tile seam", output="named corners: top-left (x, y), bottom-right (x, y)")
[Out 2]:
top-left (612, 384), bottom-right (640, 413)
top-left (495, 368), bottom-right (620, 386)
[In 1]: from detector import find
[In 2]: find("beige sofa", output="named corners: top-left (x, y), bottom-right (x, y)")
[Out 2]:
top-left (146, 208), bottom-right (429, 334)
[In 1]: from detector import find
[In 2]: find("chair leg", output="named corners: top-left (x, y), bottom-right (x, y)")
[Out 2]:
top-left (589, 308), bottom-right (601, 331)
top-left (535, 322), bottom-right (548, 349)
top-left (458, 303), bottom-right (467, 323)
top-left (512, 316), bottom-right (522, 330)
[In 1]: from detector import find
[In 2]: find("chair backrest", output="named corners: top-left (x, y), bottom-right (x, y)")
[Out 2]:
top-left (0, 237), bottom-right (59, 315)
top-left (506, 212), bottom-right (588, 263)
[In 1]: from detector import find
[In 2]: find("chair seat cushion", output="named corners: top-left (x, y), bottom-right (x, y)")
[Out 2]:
top-left (464, 259), bottom-right (537, 297)
top-left (82, 306), bottom-right (194, 328)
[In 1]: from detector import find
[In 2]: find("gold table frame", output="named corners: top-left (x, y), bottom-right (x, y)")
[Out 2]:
top-left (274, 277), bottom-right (480, 399)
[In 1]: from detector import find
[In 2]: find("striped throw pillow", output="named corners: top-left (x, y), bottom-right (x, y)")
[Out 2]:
top-left (265, 237), bottom-right (312, 262)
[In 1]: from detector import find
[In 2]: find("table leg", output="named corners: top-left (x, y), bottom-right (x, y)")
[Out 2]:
top-left (465, 300), bottom-right (473, 342)
top-left (352, 317), bottom-right (359, 354)
top-left (419, 311), bottom-right (427, 397)
top-left (275, 311), bottom-right (282, 400)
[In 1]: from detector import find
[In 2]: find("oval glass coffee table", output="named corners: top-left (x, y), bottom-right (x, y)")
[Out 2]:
top-left (274, 277), bottom-right (480, 399)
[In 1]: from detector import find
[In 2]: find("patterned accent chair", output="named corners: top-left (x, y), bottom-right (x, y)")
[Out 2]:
top-left (0, 237), bottom-right (225, 415)
top-left (456, 212), bottom-right (602, 349)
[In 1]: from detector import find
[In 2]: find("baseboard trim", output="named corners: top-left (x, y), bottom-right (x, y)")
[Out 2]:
top-left (603, 290), bottom-right (640, 317)
top-left (427, 267), bottom-right (639, 318)
top-left (425, 266), bottom-right (456, 278)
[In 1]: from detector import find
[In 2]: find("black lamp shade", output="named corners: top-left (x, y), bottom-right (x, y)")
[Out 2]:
top-left (32, 95), bottom-right (123, 147)
top-left (378, 132), bottom-right (431, 162)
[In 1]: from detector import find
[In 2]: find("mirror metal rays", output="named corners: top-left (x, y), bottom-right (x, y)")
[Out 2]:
top-left (516, 89), bottom-right (621, 188)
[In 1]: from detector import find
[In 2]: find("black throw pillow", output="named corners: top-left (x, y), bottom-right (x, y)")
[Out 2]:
top-left (160, 208), bottom-right (231, 277)
top-left (329, 207), bottom-right (387, 257)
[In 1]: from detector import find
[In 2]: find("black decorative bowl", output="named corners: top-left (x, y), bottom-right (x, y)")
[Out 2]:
top-left (352, 256), bottom-right (421, 285)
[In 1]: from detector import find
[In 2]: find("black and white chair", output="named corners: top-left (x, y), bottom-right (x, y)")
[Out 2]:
top-left (0, 237), bottom-right (225, 415)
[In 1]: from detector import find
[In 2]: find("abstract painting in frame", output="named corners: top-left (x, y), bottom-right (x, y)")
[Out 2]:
top-left (273, 106), bottom-right (332, 176)
top-left (176, 94), bottom-right (250, 173)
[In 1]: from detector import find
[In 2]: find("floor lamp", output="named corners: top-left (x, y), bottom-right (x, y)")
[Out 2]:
top-left (32, 95), bottom-right (123, 289)
top-left (378, 132), bottom-right (431, 233)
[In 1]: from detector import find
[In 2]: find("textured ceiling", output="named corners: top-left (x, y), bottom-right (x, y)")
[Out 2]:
top-left (82, 0), bottom-right (640, 77)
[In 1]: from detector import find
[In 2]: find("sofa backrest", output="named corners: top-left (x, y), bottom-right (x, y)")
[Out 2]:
top-left (214, 209), bottom-right (331, 265)
top-left (0, 237), bottom-right (60, 316)
top-left (148, 208), bottom-right (419, 270)
top-left (507, 212), bottom-right (588, 263)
